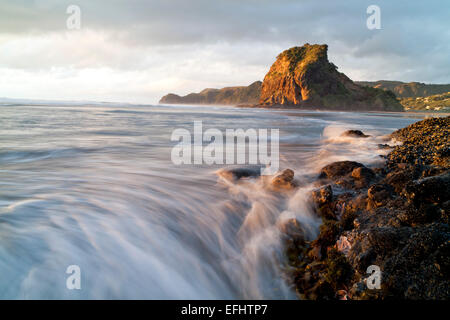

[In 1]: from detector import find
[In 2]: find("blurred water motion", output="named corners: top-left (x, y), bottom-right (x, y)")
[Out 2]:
top-left (0, 104), bottom-right (423, 299)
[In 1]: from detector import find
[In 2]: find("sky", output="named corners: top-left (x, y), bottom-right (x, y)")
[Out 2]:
top-left (0, 0), bottom-right (449, 104)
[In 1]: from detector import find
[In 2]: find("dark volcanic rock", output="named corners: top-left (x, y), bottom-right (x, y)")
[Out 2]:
top-left (378, 144), bottom-right (394, 150)
top-left (389, 116), bottom-right (449, 167)
top-left (280, 218), bottom-right (307, 242)
top-left (217, 166), bottom-right (261, 181)
top-left (367, 184), bottom-right (394, 208)
top-left (311, 185), bottom-right (335, 220)
top-left (271, 169), bottom-right (296, 190)
top-left (318, 161), bottom-right (375, 190)
top-left (382, 223), bottom-right (450, 299)
top-left (352, 167), bottom-right (375, 188)
top-left (319, 161), bottom-right (365, 180)
top-left (284, 116), bottom-right (450, 300)
top-left (382, 165), bottom-right (417, 194)
top-left (342, 130), bottom-right (370, 138)
top-left (312, 185), bottom-right (333, 207)
top-left (404, 172), bottom-right (450, 205)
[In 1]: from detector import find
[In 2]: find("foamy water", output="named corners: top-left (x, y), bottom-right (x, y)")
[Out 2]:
top-left (0, 104), bottom-right (424, 299)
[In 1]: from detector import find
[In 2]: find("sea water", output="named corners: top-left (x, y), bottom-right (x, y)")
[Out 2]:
top-left (0, 104), bottom-right (424, 299)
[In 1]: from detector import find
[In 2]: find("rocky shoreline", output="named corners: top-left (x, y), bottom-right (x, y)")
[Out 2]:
top-left (284, 116), bottom-right (449, 299)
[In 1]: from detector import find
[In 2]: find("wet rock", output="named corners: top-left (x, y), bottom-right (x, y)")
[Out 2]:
top-left (334, 177), bottom-right (356, 190)
top-left (401, 202), bottom-right (441, 226)
top-left (353, 249), bottom-right (376, 274)
top-left (382, 223), bottom-right (450, 299)
top-left (308, 244), bottom-right (322, 260)
top-left (217, 166), bottom-right (261, 181)
top-left (314, 220), bottom-right (342, 251)
top-left (299, 274), bottom-right (335, 300)
top-left (324, 248), bottom-right (353, 291)
top-left (341, 130), bottom-right (370, 138)
top-left (367, 184), bottom-right (394, 208)
top-left (367, 226), bottom-right (411, 256)
top-left (340, 210), bottom-right (358, 231)
top-left (311, 185), bottom-right (336, 220)
top-left (352, 167), bottom-right (375, 180)
top-left (319, 161), bottom-right (365, 180)
top-left (378, 144), bottom-right (393, 150)
top-left (279, 218), bottom-right (306, 242)
top-left (396, 163), bottom-right (412, 170)
top-left (271, 169), bottom-right (296, 190)
top-left (283, 219), bottom-right (311, 269)
top-left (348, 281), bottom-right (367, 299)
top-left (442, 201), bottom-right (450, 224)
top-left (389, 116), bottom-right (449, 167)
top-left (352, 167), bottom-right (375, 188)
top-left (333, 192), bottom-right (365, 222)
top-left (383, 169), bottom-right (415, 194)
top-left (420, 165), bottom-right (447, 178)
top-left (312, 185), bottom-right (333, 206)
top-left (404, 172), bottom-right (450, 205)
top-left (287, 117), bottom-right (450, 300)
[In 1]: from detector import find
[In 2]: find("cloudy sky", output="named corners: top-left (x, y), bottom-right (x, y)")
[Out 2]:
top-left (0, 0), bottom-right (449, 104)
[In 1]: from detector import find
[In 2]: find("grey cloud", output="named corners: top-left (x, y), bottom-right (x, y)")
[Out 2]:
top-left (1, 0), bottom-right (448, 55)
top-left (0, 0), bottom-right (449, 103)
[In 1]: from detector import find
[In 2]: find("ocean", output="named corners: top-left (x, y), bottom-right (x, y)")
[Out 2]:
top-left (0, 104), bottom-right (425, 299)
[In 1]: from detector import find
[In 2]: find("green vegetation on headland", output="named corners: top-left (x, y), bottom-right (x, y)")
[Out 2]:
top-left (356, 80), bottom-right (450, 98)
top-left (399, 92), bottom-right (450, 112)
top-left (159, 43), bottom-right (450, 112)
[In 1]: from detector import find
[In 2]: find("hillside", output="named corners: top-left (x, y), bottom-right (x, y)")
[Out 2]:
top-left (400, 91), bottom-right (450, 111)
top-left (159, 81), bottom-right (261, 105)
top-left (356, 81), bottom-right (450, 98)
